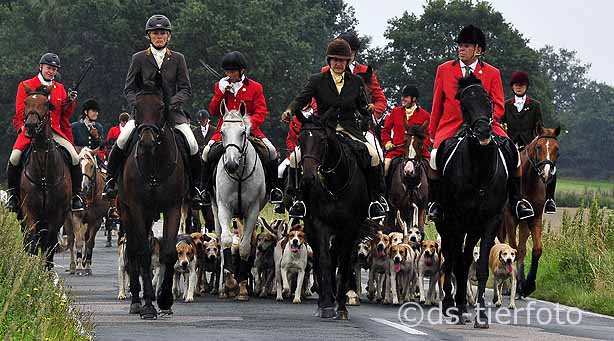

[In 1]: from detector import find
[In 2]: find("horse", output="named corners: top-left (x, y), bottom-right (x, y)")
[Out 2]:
top-left (118, 84), bottom-right (189, 319)
top-left (64, 147), bottom-right (109, 275)
top-left (294, 110), bottom-right (376, 320)
top-left (435, 74), bottom-right (512, 328)
top-left (212, 100), bottom-right (266, 301)
top-left (386, 120), bottom-right (429, 233)
top-left (18, 85), bottom-right (72, 269)
top-left (500, 125), bottom-right (561, 297)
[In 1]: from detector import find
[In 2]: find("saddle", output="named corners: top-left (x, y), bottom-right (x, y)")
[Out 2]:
top-left (334, 133), bottom-right (371, 170)
top-left (20, 142), bottom-right (71, 167)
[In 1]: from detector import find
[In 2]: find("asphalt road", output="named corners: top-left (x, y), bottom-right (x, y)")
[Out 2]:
top-left (55, 221), bottom-right (614, 340)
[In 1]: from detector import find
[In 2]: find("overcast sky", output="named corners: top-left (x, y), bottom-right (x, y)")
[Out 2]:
top-left (346, 0), bottom-right (611, 85)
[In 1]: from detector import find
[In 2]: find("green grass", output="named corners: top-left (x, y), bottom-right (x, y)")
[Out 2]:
top-left (556, 178), bottom-right (614, 208)
top-left (557, 178), bottom-right (614, 193)
top-left (531, 199), bottom-right (614, 316)
top-left (0, 207), bottom-right (93, 340)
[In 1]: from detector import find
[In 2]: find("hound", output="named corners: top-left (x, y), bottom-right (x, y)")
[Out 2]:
top-left (489, 242), bottom-right (518, 309)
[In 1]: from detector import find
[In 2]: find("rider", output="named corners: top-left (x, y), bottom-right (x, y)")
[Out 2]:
top-left (281, 38), bottom-right (387, 220)
top-left (381, 84), bottom-right (431, 176)
top-left (102, 14), bottom-right (205, 207)
top-left (105, 112), bottom-right (130, 159)
top-left (502, 71), bottom-right (556, 214)
top-left (71, 98), bottom-right (105, 160)
top-left (328, 31), bottom-right (388, 122)
top-left (428, 25), bottom-right (534, 222)
top-left (6, 52), bottom-right (86, 212)
top-left (201, 51), bottom-right (283, 206)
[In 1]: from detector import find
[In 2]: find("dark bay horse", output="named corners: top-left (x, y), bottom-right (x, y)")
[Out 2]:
top-left (435, 74), bottom-right (511, 328)
top-left (500, 126), bottom-right (560, 297)
top-left (19, 85), bottom-right (71, 269)
top-left (118, 85), bottom-right (189, 319)
top-left (295, 111), bottom-right (375, 320)
top-left (386, 121), bottom-right (429, 232)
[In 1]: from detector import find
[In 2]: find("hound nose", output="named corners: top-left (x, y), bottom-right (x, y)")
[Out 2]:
top-left (226, 160), bottom-right (239, 173)
top-left (208, 254), bottom-right (216, 261)
top-left (394, 257), bottom-right (402, 264)
top-left (410, 236), bottom-right (416, 242)
top-left (377, 244), bottom-right (384, 251)
top-left (181, 261), bottom-right (188, 269)
top-left (292, 239), bottom-right (299, 246)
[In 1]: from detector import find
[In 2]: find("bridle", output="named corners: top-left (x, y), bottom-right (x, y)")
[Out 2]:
top-left (526, 135), bottom-right (558, 184)
top-left (24, 92), bottom-right (52, 138)
top-left (222, 119), bottom-right (257, 181)
top-left (457, 83), bottom-right (494, 140)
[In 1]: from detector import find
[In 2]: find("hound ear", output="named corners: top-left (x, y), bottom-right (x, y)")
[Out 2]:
top-left (239, 101), bottom-right (247, 116)
top-left (202, 233), bottom-right (212, 242)
top-left (554, 125), bottom-right (561, 137)
top-left (498, 250), bottom-right (503, 260)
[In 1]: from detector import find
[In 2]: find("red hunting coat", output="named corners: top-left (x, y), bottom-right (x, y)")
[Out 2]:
top-left (13, 75), bottom-right (76, 151)
top-left (210, 78), bottom-right (268, 141)
top-left (320, 62), bottom-right (388, 119)
top-left (382, 106), bottom-right (431, 159)
top-left (429, 60), bottom-right (506, 149)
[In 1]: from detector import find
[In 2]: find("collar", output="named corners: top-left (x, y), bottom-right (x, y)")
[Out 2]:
top-left (329, 69), bottom-right (344, 82)
top-left (459, 59), bottom-right (478, 72)
top-left (349, 61), bottom-right (356, 73)
top-left (150, 45), bottom-right (167, 57)
top-left (514, 95), bottom-right (526, 103)
top-left (37, 73), bottom-right (53, 86)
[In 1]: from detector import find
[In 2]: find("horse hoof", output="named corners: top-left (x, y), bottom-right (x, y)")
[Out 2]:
top-left (157, 292), bottom-right (173, 311)
top-left (159, 309), bottom-right (173, 315)
top-left (84, 269), bottom-right (92, 276)
top-left (319, 307), bottom-right (335, 319)
top-left (237, 295), bottom-right (249, 301)
top-left (474, 317), bottom-right (489, 329)
top-left (336, 311), bottom-right (349, 320)
top-left (523, 281), bottom-right (536, 297)
top-left (140, 304), bottom-right (157, 320)
top-left (218, 293), bottom-right (228, 299)
top-left (129, 302), bottom-right (142, 314)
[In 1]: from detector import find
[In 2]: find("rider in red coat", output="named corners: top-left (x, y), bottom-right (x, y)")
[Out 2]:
top-left (6, 53), bottom-right (85, 212)
top-left (427, 25), bottom-right (534, 222)
top-left (104, 112), bottom-right (130, 159)
top-left (381, 84), bottom-right (431, 176)
top-left (201, 51), bottom-right (282, 205)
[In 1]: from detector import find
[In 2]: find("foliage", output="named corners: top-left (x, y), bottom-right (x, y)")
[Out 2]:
top-left (0, 207), bottom-right (93, 340)
top-left (533, 199), bottom-right (614, 316)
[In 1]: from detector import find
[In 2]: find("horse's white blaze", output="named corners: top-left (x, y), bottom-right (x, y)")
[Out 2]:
top-left (407, 136), bottom-right (417, 159)
top-left (544, 140), bottom-right (551, 178)
top-left (404, 160), bottom-right (415, 175)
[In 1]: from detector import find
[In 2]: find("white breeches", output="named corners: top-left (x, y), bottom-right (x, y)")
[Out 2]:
top-left (117, 119), bottom-right (198, 155)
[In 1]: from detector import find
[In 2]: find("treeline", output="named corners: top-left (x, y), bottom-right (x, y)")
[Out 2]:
top-left (0, 0), bottom-right (611, 179)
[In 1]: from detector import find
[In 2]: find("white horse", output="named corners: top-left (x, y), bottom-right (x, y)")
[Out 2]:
top-left (212, 100), bottom-right (266, 300)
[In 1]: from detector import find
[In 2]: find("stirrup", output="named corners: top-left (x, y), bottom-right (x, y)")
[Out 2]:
top-left (191, 187), bottom-right (205, 209)
top-left (288, 200), bottom-right (306, 219)
top-left (5, 194), bottom-right (19, 213)
top-left (378, 196), bottom-right (389, 212)
top-left (515, 199), bottom-right (535, 220)
top-left (368, 201), bottom-right (386, 220)
top-left (71, 195), bottom-right (86, 212)
top-left (427, 202), bottom-right (443, 222)
top-left (270, 187), bottom-right (284, 204)
top-left (544, 199), bottom-right (556, 214)
top-left (102, 178), bottom-right (118, 199)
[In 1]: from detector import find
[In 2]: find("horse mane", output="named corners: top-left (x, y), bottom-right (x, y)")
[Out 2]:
top-left (457, 72), bottom-right (482, 92)
top-left (406, 124), bottom-right (426, 139)
top-left (78, 147), bottom-right (98, 168)
top-left (223, 109), bottom-right (252, 135)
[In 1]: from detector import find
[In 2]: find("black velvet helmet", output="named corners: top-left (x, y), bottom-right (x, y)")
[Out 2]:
top-left (402, 85), bottom-right (419, 98)
top-left (221, 51), bottom-right (248, 70)
top-left (145, 14), bottom-right (172, 32)
top-left (455, 25), bottom-right (486, 51)
top-left (39, 53), bottom-right (61, 68)
top-left (194, 109), bottom-right (210, 120)
top-left (82, 98), bottom-right (100, 112)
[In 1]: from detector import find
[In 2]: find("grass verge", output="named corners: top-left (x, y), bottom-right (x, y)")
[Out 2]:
top-left (0, 207), bottom-right (93, 340)
top-left (557, 178), bottom-right (614, 208)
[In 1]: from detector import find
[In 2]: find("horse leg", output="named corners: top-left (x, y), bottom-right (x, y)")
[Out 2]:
top-left (84, 217), bottom-right (101, 275)
top-left (157, 206), bottom-right (181, 313)
top-left (458, 233), bottom-right (479, 323)
top-left (65, 215), bottom-right (76, 274)
top-left (216, 206), bottom-right (234, 298)
top-left (517, 223), bottom-right (530, 298)
top-left (474, 223), bottom-right (497, 329)
top-left (524, 219), bottom-right (543, 297)
top-left (336, 238), bottom-right (354, 320)
top-left (439, 229), bottom-right (455, 314)
top-left (236, 208), bottom-right (258, 301)
top-left (315, 225), bottom-right (334, 318)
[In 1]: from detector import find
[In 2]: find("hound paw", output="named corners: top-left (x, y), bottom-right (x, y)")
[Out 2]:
top-left (185, 296), bottom-right (194, 303)
top-left (276, 295), bottom-right (283, 302)
top-left (117, 293), bottom-right (127, 300)
top-left (508, 302), bottom-right (516, 310)
top-left (293, 297), bottom-right (302, 304)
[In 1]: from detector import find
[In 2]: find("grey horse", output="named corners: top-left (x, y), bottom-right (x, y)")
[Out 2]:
top-left (212, 100), bottom-right (267, 300)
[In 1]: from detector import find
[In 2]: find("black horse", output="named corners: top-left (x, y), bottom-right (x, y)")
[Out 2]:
top-left (436, 74), bottom-right (512, 328)
top-left (294, 111), bottom-right (375, 320)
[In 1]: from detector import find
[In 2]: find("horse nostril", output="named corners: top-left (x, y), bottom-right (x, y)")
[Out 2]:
top-left (226, 160), bottom-right (238, 172)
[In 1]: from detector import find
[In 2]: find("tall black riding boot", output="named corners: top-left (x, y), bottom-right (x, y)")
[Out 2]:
top-left (544, 174), bottom-right (557, 214)
top-left (427, 174), bottom-right (443, 223)
top-left (189, 154), bottom-right (205, 209)
top-left (5, 162), bottom-right (22, 213)
top-left (268, 159), bottom-right (283, 204)
top-left (365, 165), bottom-right (386, 220)
top-left (70, 165), bottom-right (86, 211)
top-left (102, 144), bottom-right (125, 199)
top-left (287, 167), bottom-right (306, 219)
top-left (509, 176), bottom-right (534, 220)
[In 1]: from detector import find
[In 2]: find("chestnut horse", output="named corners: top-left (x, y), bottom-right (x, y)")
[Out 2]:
top-left (118, 84), bottom-right (189, 319)
top-left (19, 85), bottom-right (71, 269)
top-left (500, 126), bottom-right (561, 297)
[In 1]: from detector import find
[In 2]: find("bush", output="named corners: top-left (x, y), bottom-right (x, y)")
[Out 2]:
top-left (0, 208), bottom-right (93, 340)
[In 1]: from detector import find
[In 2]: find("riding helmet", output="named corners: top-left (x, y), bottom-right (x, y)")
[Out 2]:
top-left (221, 51), bottom-right (248, 70)
top-left (455, 24), bottom-right (486, 51)
top-left (145, 14), bottom-right (172, 32)
top-left (402, 84), bottom-right (420, 98)
top-left (119, 112), bottom-right (130, 122)
top-left (39, 53), bottom-right (61, 68)
top-left (82, 98), bottom-right (100, 113)
top-left (326, 39), bottom-right (352, 60)
top-left (510, 71), bottom-right (530, 86)
top-left (195, 109), bottom-right (211, 121)
top-left (337, 31), bottom-right (361, 51)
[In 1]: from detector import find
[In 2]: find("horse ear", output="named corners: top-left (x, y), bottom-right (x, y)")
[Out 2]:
top-left (403, 117), bottom-right (410, 132)
top-left (554, 125), bottom-right (561, 137)
top-left (220, 99), bottom-right (228, 116)
top-left (421, 119), bottom-right (429, 130)
top-left (23, 83), bottom-right (32, 94)
top-left (535, 121), bottom-right (544, 136)
top-left (239, 101), bottom-right (247, 116)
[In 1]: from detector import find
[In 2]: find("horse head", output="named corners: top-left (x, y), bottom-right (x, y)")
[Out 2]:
top-left (23, 85), bottom-right (53, 139)
top-left (402, 120), bottom-right (428, 178)
top-left (221, 100), bottom-right (251, 174)
top-left (135, 80), bottom-right (165, 150)
top-left (78, 147), bottom-right (98, 196)
top-left (295, 109), bottom-right (333, 187)
top-left (456, 73), bottom-right (493, 146)
top-left (528, 124), bottom-right (561, 183)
